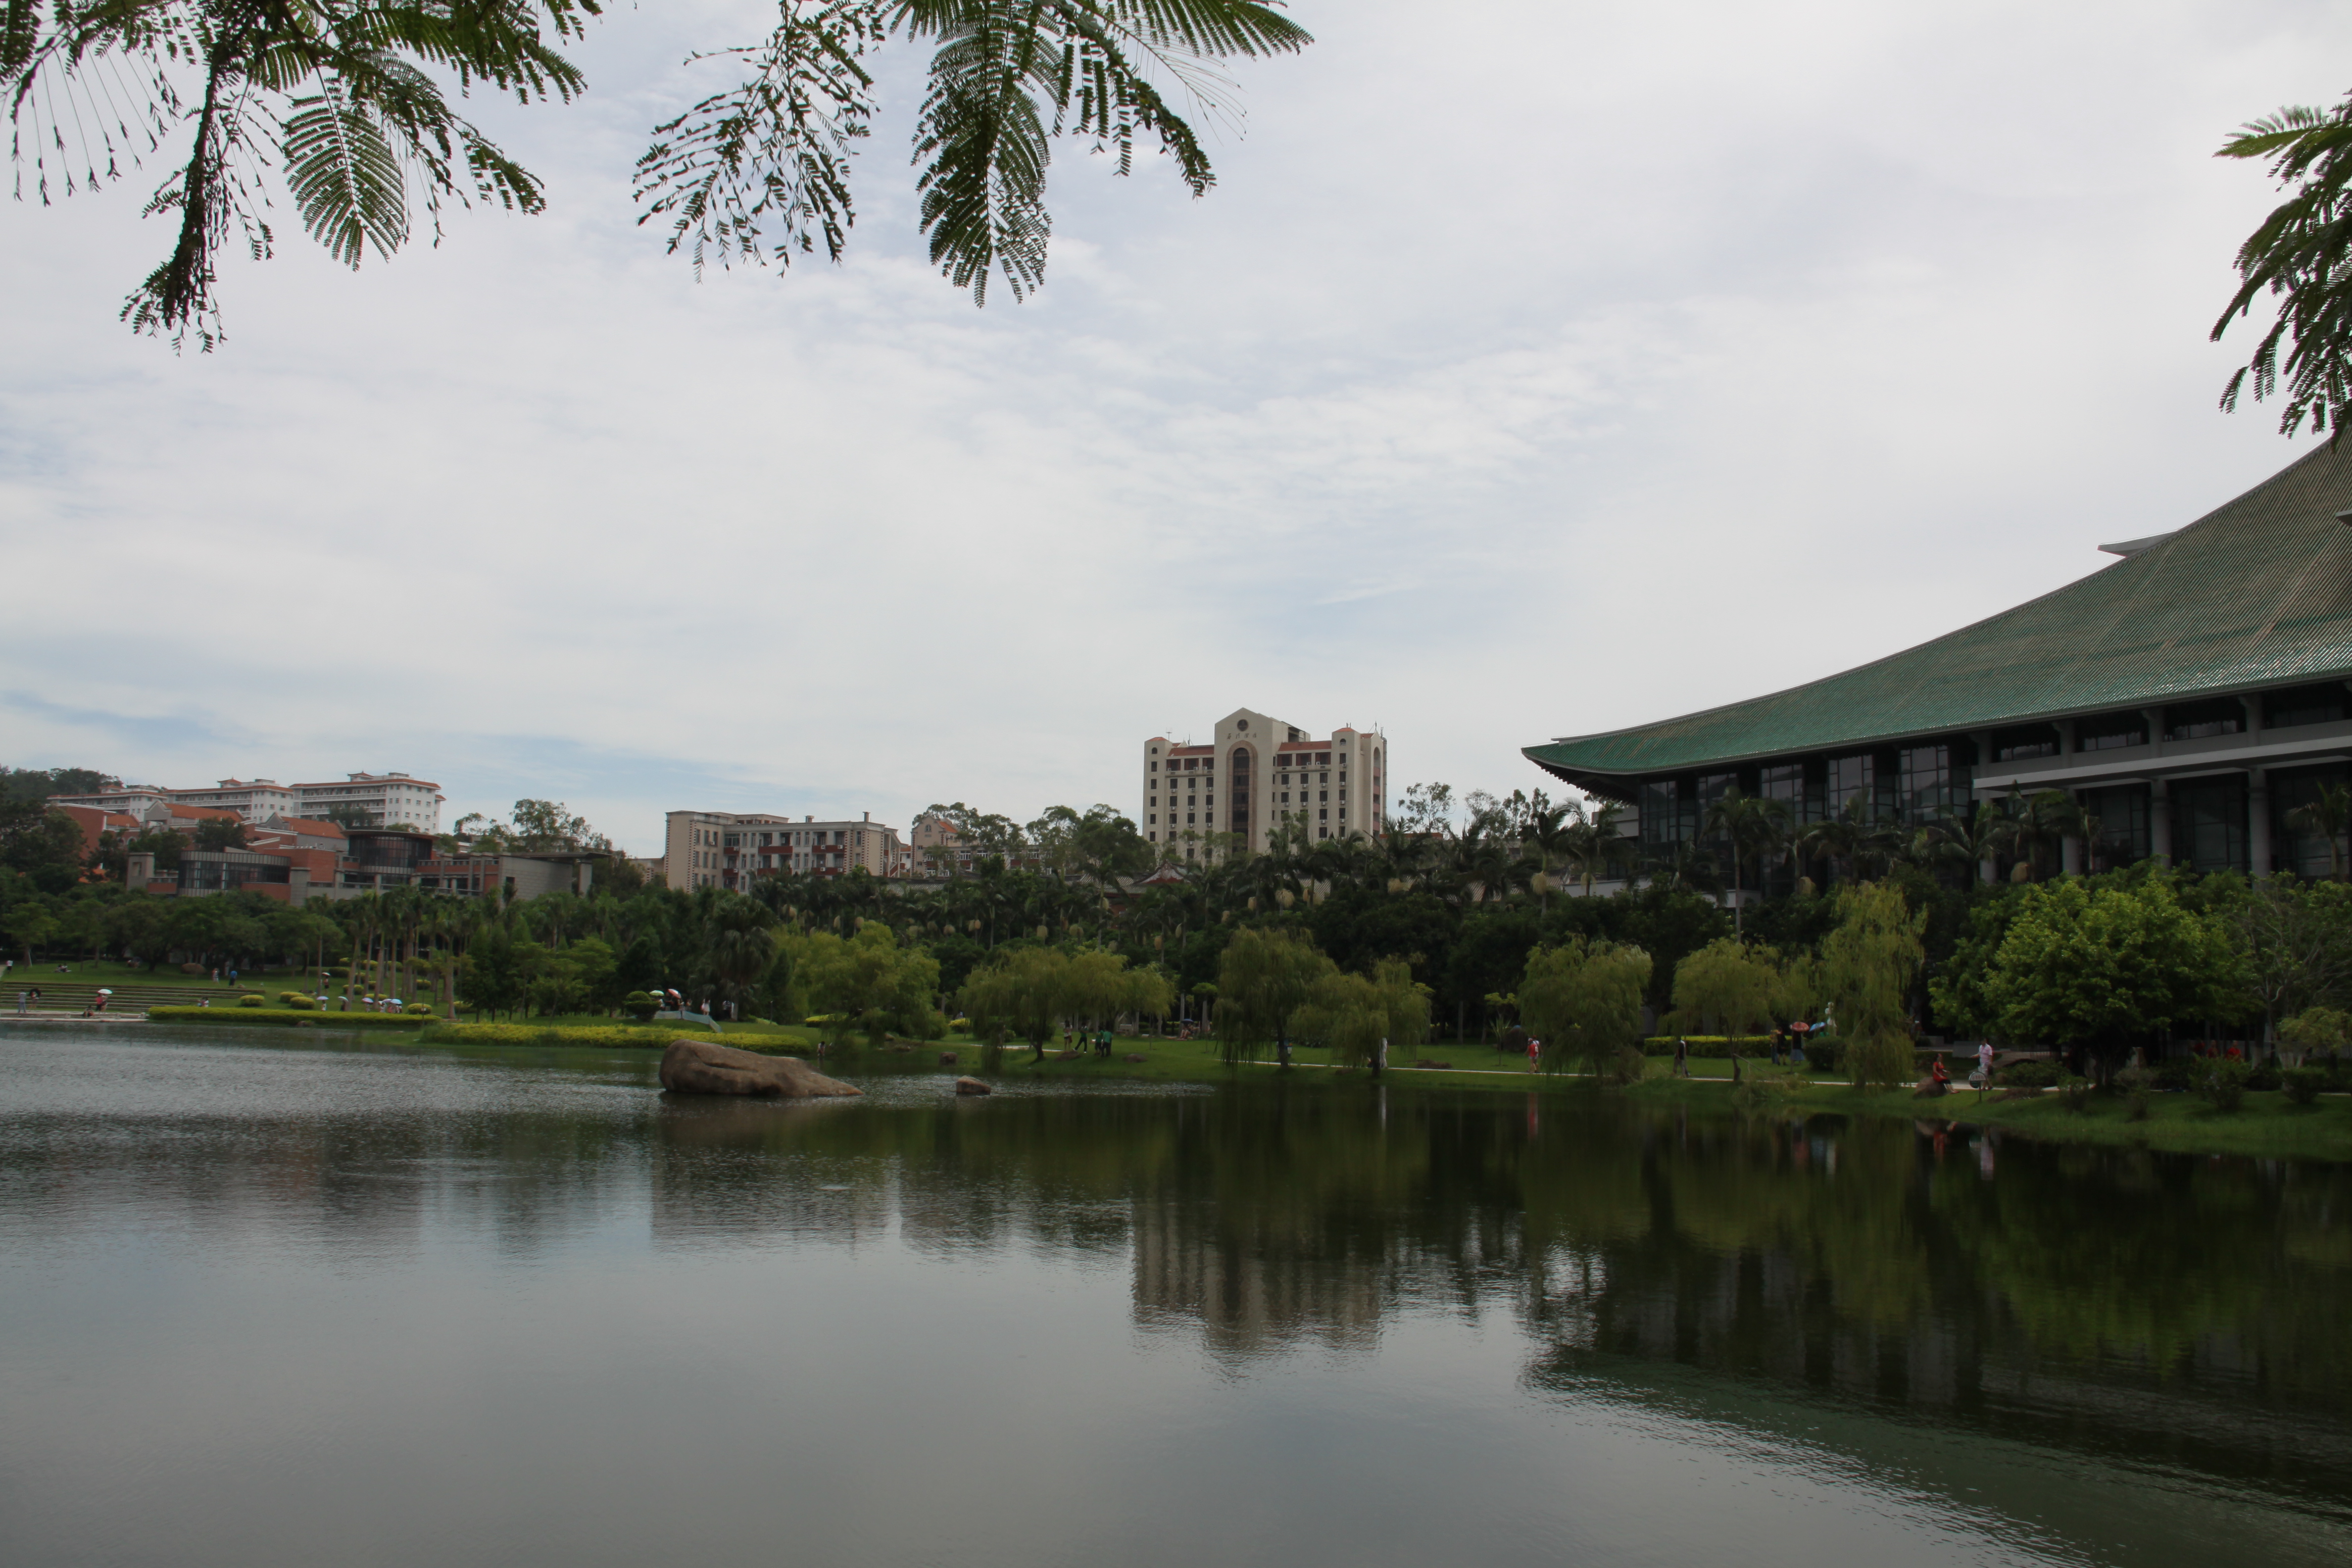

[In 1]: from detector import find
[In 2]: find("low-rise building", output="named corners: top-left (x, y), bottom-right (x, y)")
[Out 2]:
top-left (50, 771), bottom-right (445, 832)
top-left (664, 810), bottom-right (906, 890)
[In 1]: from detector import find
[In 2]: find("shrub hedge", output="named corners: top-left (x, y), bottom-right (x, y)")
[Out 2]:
top-left (147, 1007), bottom-right (431, 1029)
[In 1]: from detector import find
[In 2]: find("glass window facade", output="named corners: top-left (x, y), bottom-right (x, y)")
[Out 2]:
top-left (1639, 779), bottom-right (1695, 866)
top-left (1759, 763), bottom-right (1816, 825)
top-left (2080, 784), bottom-right (2150, 868)
top-left (1827, 755), bottom-right (1893, 820)
top-left (2270, 766), bottom-right (2352, 878)
top-left (1898, 743), bottom-right (1964, 826)
top-left (2170, 778), bottom-right (2248, 873)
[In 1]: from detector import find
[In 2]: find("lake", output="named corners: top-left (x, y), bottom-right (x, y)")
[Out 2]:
top-left (1, 1024), bottom-right (2347, 1567)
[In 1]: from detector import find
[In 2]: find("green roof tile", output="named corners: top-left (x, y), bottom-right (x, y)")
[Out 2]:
top-left (1526, 444), bottom-right (2352, 790)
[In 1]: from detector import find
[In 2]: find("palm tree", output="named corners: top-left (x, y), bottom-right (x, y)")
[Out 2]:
top-left (1522, 803), bottom-right (1580, 909)
top-left (1915, 807), bottom-right (2014, 885)
top-left (1800, 794), bottom-right (1900, 885)
top-left (2288, 782), bottom-right (2352, 880)
top-left (1703, 786), bottom-right (1791, 932)
top-left (1559, 802), bottom-right (1632, 897)
top-left (10, 1), bottom-right (1315, 346)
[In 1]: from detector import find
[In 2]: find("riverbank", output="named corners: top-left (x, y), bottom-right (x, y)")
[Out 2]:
top-left (135, 1010), bottom-right (2352, 1161)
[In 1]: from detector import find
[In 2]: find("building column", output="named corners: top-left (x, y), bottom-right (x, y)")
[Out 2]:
top-left (2061, 818), bottom-right (2082, 876)
top-left (2151, 782), bottom-right (2172, 867)
top-left (2249, 769), bottom-right (2272, 879)
top-left (2143, 707), bottom-right (2165, 758)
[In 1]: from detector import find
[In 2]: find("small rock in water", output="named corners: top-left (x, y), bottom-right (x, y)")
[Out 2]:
top-left (939, 1052), bottom-right (960, 1066)
top-left (955, 1077), bottom-right (993, 1096)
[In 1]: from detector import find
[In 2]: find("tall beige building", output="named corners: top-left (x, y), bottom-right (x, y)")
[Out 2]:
top-left (664, 810), bottom-right (906, 891)
top-left (1141, 710), bottom-right (1387, 862)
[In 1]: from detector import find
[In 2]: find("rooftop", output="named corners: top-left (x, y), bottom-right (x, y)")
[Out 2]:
top-left (1526, 443), bottom-right (2352, 792)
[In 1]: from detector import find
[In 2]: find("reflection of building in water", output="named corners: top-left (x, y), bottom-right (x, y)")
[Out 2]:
top-left (1128, 1192), bottom-right (1387, 1360)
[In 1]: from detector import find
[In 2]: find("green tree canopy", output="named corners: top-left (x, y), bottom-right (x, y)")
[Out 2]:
top-left (1977, 877), bottom-right (2248, 1060)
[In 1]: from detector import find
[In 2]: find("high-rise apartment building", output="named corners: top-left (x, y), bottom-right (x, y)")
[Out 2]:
top-left (664, 810), bottom-right (906, 891)
top-left (1141, 710), bottom-right (1387, 861)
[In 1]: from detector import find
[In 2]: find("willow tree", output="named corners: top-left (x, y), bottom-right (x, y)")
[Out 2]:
top-left (5, 0), bottom-right (1313, 347)
top-left (1818, 881), bottom-right (1925, 1092)
top-left (1519, 937), bottom-right (1652, 1084)
top-left (1667, 936), bottom-right (1775, 1039)
top-left (1290, 958), bottom-right (1427, 1071)
top-left (1215, 925), bottom-right (1329, 1067)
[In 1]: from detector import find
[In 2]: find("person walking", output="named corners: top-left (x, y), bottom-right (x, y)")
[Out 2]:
top-left (1673, 1036), bottom-right (1690, 1078)
top-left (1526, 1031), bottom-right (1541, 1074)
top-left (1790, 1019), bottom-right (1810, 1069)
top-left (14, 989), bottom-right (25, 1015)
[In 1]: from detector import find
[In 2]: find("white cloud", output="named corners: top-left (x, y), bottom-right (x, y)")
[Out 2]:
top-left (2, 0), bottom-right (2347, 848)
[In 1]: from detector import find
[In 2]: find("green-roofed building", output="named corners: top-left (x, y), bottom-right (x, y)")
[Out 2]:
top-left (1524, 444), bottom-right (2352, 886)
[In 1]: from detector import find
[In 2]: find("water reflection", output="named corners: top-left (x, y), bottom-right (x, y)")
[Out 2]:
top-left (3, 1027), bottom-right (2349, 1567)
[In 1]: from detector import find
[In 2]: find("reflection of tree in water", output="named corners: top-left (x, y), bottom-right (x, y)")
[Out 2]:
top-left (649, 1086), bottom-right (2352, 1487)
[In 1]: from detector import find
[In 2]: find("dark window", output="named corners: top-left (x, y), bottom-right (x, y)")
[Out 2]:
top-left (1639, 780), bottom-right (1688, 859)
top-left (2170, 778), bottom-right (2248, 873)
top-left (2076, 715), bottom-right (2148, 751)
top-left (1992, 725), bottom-right (2061, 761)
top-left (2265, 683), bottom-right (2350, 730)
top-left (2163, 698), bottom-right (2243, 742)
top-left (2081, 784), bottom-right (2151, 867)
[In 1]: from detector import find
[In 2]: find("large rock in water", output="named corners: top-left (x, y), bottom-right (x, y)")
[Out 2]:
top-left (659, 1038), bottom-right (862, 1098)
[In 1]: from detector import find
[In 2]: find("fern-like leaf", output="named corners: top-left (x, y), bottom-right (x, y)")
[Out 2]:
top-left (283, 75), bottom-right (410, 267)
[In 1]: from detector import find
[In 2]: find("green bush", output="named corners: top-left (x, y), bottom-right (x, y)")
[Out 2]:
top-left (287, 994), bottom-right (317, 1011)
top-left (622, 991), bottom-right (661, 1023)
top-left (2283, 1066), bottom-right (2330, 1106)
top-left (2151, 1058), bottom-right (2197, 1092)
top-left (1996, 1059), bottom-right (2061, 1089)
top-left (2056, 1073), bottom-right (2093, 1113)
top-left (403, 1002), bottom-right (433, 1016)
top-left (2126, 1083), bottom-right (2153, 1122)
top-left (1640, 1035), bottom-right (1776, 1057)
top-left (2199, 1057), bottom-right (2251, 1114)
top-left (2246, 1063), bottom-right (2283, 1091)
top-left (238, 994), bottom-right (265, 1008)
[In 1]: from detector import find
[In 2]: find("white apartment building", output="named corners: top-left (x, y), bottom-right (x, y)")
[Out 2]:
top-left (291, 774), bottom-right (444, 832)
top-left (664, 810), bottom-right (907, 891)
top-left (49, 771), bottom-right (443, 831)
top-left (1141, 710), bottom-right (1387, 861)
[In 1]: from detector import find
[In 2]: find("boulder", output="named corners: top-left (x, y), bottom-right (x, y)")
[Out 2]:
top-left (955, 1076), bottom-right (993, 1096)
top-left (939, 1052), bottom-right (960, 1066)
top-left (659, 1038), bottom-right (862, 1098)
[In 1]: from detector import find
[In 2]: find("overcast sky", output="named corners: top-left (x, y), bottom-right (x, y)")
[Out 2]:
top-left (3, 0), bottom-right (2347, 853)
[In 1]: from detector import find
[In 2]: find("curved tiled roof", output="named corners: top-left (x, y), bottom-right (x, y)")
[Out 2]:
top-left (1526, 443), bottom-right (2352, 792)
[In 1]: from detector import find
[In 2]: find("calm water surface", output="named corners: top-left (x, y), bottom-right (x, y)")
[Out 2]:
top-left (2, 1025), bottom-right (2348, 1568)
